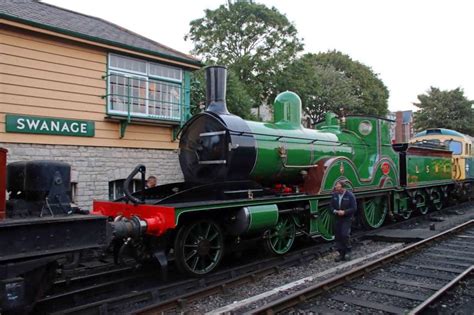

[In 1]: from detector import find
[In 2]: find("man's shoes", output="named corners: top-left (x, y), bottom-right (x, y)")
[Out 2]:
top-left (334, 255), bottom-right (345, 262)
top-left (344, 253), bottom-right (351, 261)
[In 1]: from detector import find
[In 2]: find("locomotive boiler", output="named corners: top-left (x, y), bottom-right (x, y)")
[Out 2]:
top-left (179, 66), bottom-right (370, 187)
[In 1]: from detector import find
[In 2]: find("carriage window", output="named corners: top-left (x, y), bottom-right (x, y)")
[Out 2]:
top-left (447, 140), bottom-right (462, 154)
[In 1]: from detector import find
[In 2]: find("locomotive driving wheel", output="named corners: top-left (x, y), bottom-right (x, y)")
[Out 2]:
top-left (430, 189), bottom-right (443, 211)
top-left (415, 192), bottom-right (429, 215)
top-left (318, 204), bottom-right (335, 241)
top-left (174, 220), bottom-right (224, 276)
top-left (361, 196), bottom-right (388, 229)
top-left (264, 215), bottom-right (296, 255)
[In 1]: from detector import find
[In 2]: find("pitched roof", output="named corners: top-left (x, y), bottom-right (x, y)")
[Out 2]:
top-left (0, 0), bottom-right (201, 66)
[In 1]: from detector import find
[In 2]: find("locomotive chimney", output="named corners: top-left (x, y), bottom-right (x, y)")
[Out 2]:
top-left (205, 65), bottom-right (229, 114)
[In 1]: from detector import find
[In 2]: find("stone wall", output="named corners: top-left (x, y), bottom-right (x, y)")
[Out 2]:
top-left (1, 143), bottom-right (183, 209)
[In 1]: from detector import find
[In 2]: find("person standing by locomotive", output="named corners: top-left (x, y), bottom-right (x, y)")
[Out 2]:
top-left (331, 180), bottom-right (357, 261)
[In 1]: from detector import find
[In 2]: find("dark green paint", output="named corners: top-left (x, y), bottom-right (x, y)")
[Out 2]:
top-left (406, 155), bottom-right (452, 186)
top-left (247, 204), bottom-right (279, 232)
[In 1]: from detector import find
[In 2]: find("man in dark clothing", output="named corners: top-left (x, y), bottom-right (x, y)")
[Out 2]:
top-left (330, 180), bottom-right (357, 262)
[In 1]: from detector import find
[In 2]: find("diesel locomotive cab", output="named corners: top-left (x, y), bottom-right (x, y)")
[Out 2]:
top-left (179, 66), bottom-right (257, 184)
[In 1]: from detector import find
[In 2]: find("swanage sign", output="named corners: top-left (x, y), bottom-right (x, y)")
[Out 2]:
top-left (6, 115), bottom-right (94, 137)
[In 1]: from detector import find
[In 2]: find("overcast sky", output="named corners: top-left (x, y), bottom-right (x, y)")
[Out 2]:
top-left (43, 0), bottom-right (474, 112)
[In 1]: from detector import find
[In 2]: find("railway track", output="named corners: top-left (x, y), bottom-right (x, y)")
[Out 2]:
top-left (34, 201), bottom-right (473, 314)
top-left (248, 219), bottom-right (474, 315)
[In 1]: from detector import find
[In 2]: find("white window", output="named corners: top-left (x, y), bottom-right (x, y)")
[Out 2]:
top-left (107, 54), bottom-right (183, 121)
top-left (108, 179), bottom-right (142, 200)
top-left (70, 182), bottom-right (78, 204)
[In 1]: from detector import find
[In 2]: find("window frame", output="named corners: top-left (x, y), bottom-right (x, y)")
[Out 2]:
top-left (108, 178), bottom-right (142, 201)
top-left (446, 140), bottom-right (463, 155)
top-left (107, 54), bottom-right (183, 121)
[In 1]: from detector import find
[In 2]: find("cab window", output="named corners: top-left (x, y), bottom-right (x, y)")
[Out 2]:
top-left (447, 140), bottom-right (462, 154)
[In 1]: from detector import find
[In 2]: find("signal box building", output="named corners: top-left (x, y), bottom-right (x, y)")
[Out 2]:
top-left (0, 1), bottom-right (202, 208)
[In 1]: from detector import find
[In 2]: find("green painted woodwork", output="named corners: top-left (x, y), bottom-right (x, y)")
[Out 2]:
top-left (406, 155), bottom-right (452, 187)
top-left (182, 71), bottom-right (192, 124)
top-left (246, 204), bottom-right (279, 232)
top-left (264, 214), bottom-right (296, 255)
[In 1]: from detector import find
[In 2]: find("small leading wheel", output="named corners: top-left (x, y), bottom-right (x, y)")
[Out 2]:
top-left (264, 215), bottom-right (296, 255)
top-left (174, 220), bottom-right (224, 276)
top-left (361, 196), bottom-right (388, 229)
top-left (317, 205), bottom-right (335, 241)
top-left (431, 189), bottom-right (443, 211)
top-left (415, 192), bottom-right (429, 215)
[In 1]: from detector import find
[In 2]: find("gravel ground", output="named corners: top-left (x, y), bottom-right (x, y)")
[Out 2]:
top-left (186, 205), bottom-right (474, 314)
top-left (186, 241), bottom-right (400, 313)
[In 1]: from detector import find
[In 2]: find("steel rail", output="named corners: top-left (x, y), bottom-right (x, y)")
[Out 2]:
top-left (248, 219), bottom-right (474, 315)
top-left (408, 265), bottom-right (474, 315)
top-left (37, 201), bottom-right (473, 314)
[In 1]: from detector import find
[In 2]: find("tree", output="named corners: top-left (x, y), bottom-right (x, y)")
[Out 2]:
top-left (190, 69), bottom-right (254, 119)
top-left (186, 1), bottom-right (304, 105)
top-left (307, 51), bottom-right (389, 117)
top-left (276, 54), bottom-right (362, 124)
top-left (413, 87), bottom-right (474, 135)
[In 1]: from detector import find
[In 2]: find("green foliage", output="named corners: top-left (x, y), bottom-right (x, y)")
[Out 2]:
top-left (310, 51), bottom-right (389, 116)
top-left (413, 87), bottom-right (474, 135)
top-left (276, 51), bottom-right (389, 125)
top-left (189, 69), bottom-right (254, 119)
top-left (186, 1), bottom-right (304, 105)
top-left (276, 53), bottom-right (362, 124)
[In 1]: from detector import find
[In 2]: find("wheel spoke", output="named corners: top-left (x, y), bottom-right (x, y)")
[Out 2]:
top-left (363, 197), bottom-right (387, 229)
top-left (191, 256), bottom-right (199, 271)
top-left (208, 231), bottom-right (219, 242)
top-left (184, 244), bottom-right (198, 248)
top-left (176, 220), bottom-right (224, 275)
top-left (185, 250), bottom-right (197, 261)
top-left (204, 224), bottom-right (211, 239)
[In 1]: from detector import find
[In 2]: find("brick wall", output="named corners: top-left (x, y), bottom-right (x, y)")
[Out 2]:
top-left (1, 143), bottom-right (183, 210)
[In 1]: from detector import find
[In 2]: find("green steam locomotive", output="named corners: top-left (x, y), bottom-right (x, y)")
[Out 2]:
top-left (93, 66), bottom-right (471, 276)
